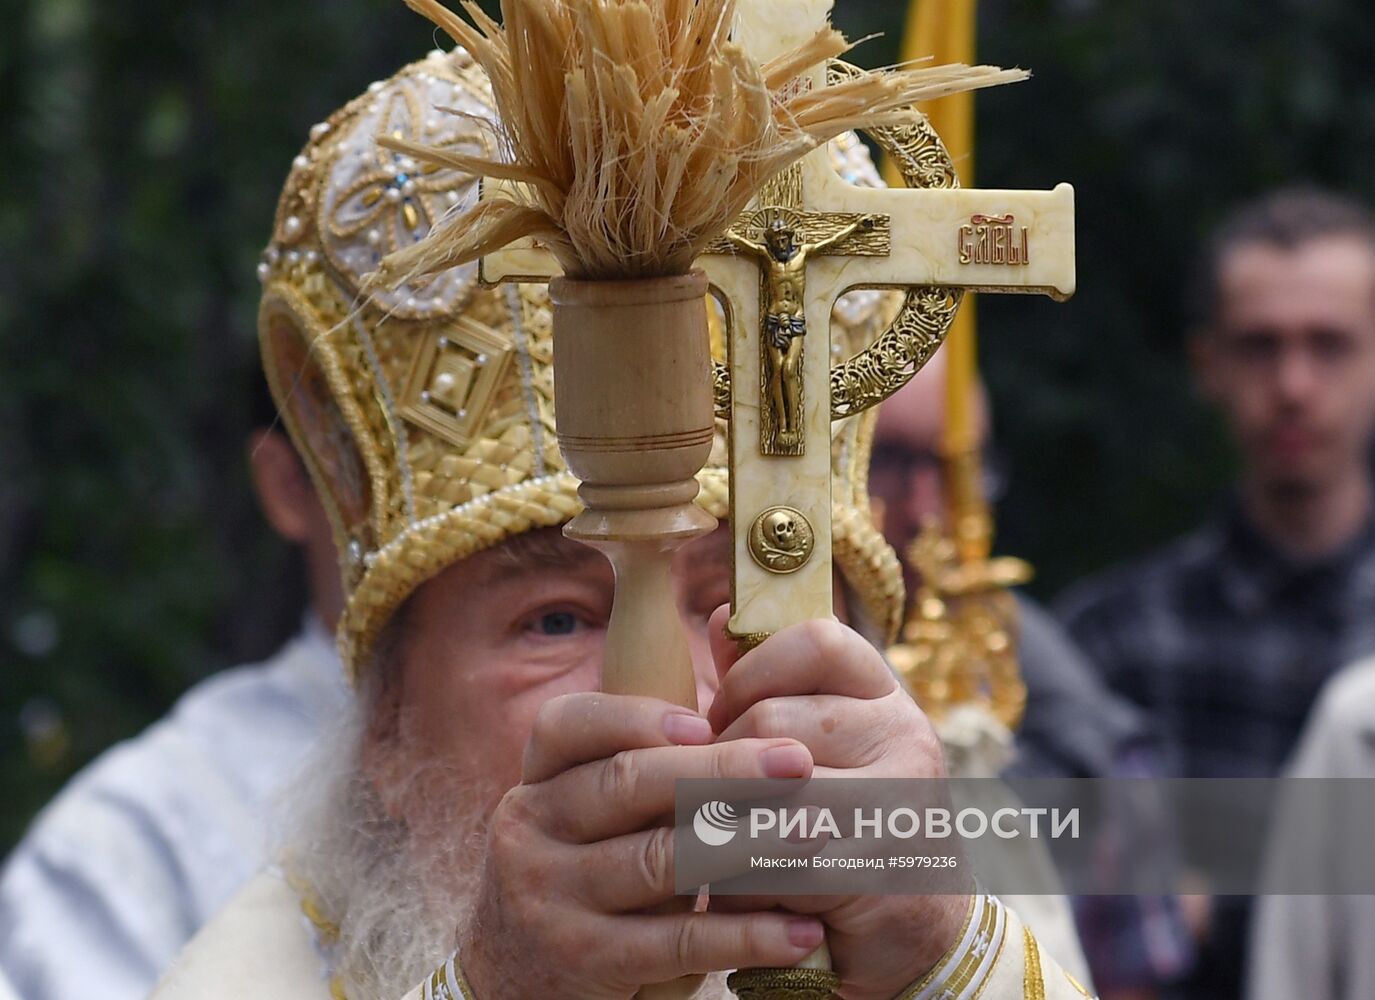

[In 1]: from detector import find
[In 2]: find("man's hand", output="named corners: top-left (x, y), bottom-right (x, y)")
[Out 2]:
top-left (457, 692), bottom-right (830, 998)
top-left (705, 608), bottom-right (972, 1000)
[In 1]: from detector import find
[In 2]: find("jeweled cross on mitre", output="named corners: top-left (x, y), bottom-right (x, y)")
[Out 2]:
top-left (477, 0), bottom-right (1075, 645)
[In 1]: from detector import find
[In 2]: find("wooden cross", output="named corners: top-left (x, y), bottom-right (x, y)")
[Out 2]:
top-left (477, 0), bottom-right (1075, 649)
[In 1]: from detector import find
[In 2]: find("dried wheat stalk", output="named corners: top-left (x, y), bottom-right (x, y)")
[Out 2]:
top-left (369, 0), bottom-right (1027, 283)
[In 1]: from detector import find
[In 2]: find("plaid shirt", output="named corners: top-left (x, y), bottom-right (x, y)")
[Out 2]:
top-left (1055, 502), bottom-right (1375, 779)
top-left (1057, 504), bottom-right (1375, 997)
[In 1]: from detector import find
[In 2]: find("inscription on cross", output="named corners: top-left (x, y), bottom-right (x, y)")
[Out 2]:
top-left (477, 0), bottom-right (1075, 647)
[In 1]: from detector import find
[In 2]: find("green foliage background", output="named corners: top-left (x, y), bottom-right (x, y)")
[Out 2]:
top-left (4, 0), bottom-right (1375, 850)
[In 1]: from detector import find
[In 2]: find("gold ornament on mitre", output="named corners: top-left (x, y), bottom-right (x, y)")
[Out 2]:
top-left (257, 48), bottom-right (912, 681)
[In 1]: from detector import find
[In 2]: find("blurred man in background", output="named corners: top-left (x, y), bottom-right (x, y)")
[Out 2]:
top-left (0, 390), bottom-right (346, 1000)
top-left (870, 349), bottom-right (1191, 998)
top-left (1057, 188), bottom-right (1375, 998)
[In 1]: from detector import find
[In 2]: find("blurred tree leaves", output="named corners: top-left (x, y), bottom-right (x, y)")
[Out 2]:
top-left (839, 0), bottom-right (1375, 594)
top-left (5, 0), bottom-right (1375, 849)
top-left (0, 0), bottom-right (463, 847)
top-left (963, 0), bottom-right (1375, 591)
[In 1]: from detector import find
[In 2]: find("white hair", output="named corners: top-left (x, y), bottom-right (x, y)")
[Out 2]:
top-left (277, 667), bottom-right (489, 999)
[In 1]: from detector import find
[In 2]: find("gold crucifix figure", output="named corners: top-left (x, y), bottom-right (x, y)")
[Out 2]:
top-left (725, 204), bottom-right (881, 454)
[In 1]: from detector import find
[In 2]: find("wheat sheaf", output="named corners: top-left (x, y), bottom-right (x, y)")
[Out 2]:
top-left (370, 0), bottom-right (1027, 284)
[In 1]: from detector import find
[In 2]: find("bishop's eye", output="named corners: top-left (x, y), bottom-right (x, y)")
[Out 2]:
top-left (534, 611), bottom-right (580, 636)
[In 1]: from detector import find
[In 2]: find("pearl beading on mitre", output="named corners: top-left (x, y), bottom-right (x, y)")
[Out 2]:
top-left (255, 50), bottom-right (492, 321)
top-left (358, 473), bottom-right (572, 569)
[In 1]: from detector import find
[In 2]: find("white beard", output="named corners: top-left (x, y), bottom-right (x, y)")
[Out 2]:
top-left (277, 700), bottom-right (489, 1000)
top-left (277, 700), bottom-right (751, 1000)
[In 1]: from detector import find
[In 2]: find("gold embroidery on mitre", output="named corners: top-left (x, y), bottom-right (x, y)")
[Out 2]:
top-left (319, 55), bottom-right (494, 320)
top-left (259, 49), bottom-right (914, 677)
top-left (399, 317), bottom-right (515, 449)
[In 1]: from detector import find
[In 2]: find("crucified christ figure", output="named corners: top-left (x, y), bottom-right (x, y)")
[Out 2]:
top-left (728, 212), bottom-right (876, 451)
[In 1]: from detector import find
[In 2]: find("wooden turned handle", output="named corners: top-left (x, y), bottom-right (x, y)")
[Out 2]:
top-left (588, 539), bottom-right (706, 1000)
top-left (597, 541), bottom-right (698, 709)
top-left (550, 272), bottom-right (717, 1000)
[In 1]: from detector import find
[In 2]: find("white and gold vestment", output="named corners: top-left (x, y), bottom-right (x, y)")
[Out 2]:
top-left (152, 45), bottom-right (1096, 1000)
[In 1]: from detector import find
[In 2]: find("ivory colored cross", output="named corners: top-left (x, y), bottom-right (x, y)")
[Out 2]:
top-left (478, 0), bottom-right (1075, 648)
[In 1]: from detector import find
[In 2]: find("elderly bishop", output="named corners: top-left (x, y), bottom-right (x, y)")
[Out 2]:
top-left (151, 2), bottom-right (1094, 998)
